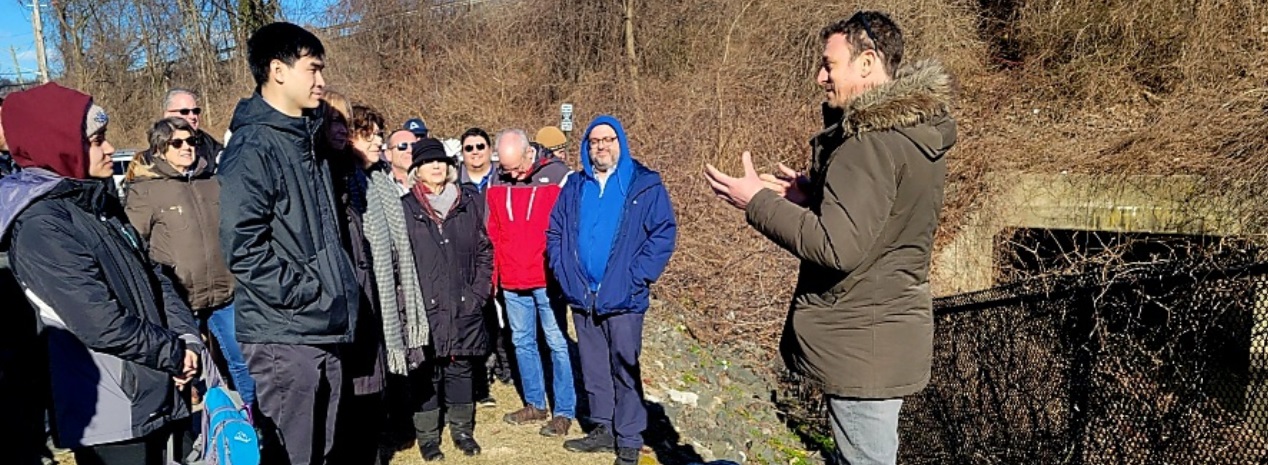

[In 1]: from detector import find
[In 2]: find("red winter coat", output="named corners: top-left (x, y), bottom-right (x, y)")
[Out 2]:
top-left (486, 156), bottom-right (572, 290)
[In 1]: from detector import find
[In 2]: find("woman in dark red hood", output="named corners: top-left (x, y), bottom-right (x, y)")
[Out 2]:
top-left (2, 82), bottom-right (115, 180)
top-left (0, 82), bottom-right (203, 465)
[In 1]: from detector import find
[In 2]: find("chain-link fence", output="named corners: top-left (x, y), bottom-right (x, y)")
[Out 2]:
top-left (903, 258), bottom-right (1268, 464)
top-left (777, 233), bottom-right (1268, 464)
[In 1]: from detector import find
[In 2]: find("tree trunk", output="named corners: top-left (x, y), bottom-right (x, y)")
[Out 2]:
top-left (49, 0), bottom-right (88, 87)
top-left (623, 0), bottom-right (643, 122)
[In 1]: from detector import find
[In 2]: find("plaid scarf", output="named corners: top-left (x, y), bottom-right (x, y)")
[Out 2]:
top-left (365, 164), bottom-right (429, 374)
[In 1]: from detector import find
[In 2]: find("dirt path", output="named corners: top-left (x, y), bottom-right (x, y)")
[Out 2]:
top-left (384, 382), bottom-right (655, 465)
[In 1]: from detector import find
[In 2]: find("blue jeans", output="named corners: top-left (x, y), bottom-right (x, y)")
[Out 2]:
top-left (503, 288), bottom-right (575, 418)
top-left (206, 303), bottom-right (256, 406)
top-left (827, 396), bottom-right (903, 465)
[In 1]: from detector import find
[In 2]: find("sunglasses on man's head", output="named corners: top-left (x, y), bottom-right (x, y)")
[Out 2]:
top-left (464, 143), bottom-right (486, 153)
top-left (168, 136), bottom-right (200, 149)
top-left (168, 107), bottom-right (202, 116)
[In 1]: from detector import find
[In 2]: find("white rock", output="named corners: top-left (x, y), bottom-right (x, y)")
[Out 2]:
top-left (666, 388), bottom-right (700, 407)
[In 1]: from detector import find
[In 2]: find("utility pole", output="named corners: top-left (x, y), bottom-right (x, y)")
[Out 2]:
top-left (10, 46), bottom-right (26, 83)
top-left (31, 1), bottom-right (50, 83)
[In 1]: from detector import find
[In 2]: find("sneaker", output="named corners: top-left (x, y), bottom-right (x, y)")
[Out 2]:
top-left (540, 416), bottom-right (572, 437)
top-left (563, 424), bottom-right (616, 453)
top-left (477, 396), bottom-right (497, 409)
top-left (614, 447), bottom-right (640, 465)
top-left (419, 440), bottom-right (445, 462)
top-left (503, 405), bottom-right (549, 425)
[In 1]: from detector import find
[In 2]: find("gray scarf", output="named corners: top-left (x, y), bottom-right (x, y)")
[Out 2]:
top-left (426, 183), bottom-right (458, 221)
top-left (365, 165), bottom-right (429, 374)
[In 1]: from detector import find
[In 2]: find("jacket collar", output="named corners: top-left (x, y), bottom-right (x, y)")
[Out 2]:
top-left (819, 60), bottom-right (953, 140)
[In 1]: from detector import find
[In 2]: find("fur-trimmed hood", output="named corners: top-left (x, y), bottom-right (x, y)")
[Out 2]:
top-left (830, 60), bottom-right (954, 140)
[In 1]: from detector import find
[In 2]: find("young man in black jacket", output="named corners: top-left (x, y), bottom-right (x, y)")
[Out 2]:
top-left (217, 22), bottom-right (359, 465)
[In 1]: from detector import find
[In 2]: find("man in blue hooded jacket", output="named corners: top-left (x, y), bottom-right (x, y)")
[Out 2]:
top-left (546, 115), bottom-right (677, 465)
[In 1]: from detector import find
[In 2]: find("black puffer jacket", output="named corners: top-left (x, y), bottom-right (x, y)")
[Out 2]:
top-left (218, 95), bottom-right (359, 345)
top-left (3, 174), bottom-right (201, 447)
top-left (403, 184), bottom-right (492, 357)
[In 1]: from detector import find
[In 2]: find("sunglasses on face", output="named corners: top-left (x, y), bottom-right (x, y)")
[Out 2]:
top-left (168, 107), bottom-right (202, 116)
top-left (168, 136), bottom-right (200, 149)
top-left (394, 142), bottom-right (414, 151)
top-left (464, 143), bottom-right (487, 153)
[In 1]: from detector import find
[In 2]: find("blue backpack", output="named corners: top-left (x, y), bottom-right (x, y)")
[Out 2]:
top-left (201, 365), bottom-right (260, 465)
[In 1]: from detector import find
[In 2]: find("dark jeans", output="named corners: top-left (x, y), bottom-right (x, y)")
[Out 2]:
top-left (243, 343), bottom-right (342, 465)
top-left (331, 392), bottom-right (384, 465)
top-left (575, 311), bottom-right (646, 450)
top-left (72, 429), bottom-right (170, 465)
top-left (476, 300), bottom-right (515, 401)
top-left (415, 357), bottom-right (476, 412)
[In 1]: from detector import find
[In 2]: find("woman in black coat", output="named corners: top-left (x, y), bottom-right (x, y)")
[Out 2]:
top-left (402, 138), bottom-right (493, 461)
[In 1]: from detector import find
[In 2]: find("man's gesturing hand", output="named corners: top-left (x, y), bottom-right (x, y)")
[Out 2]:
top-left (704, 152), bottom-right (767, 210)
top-left (758, 163), bottom-right (811, 207)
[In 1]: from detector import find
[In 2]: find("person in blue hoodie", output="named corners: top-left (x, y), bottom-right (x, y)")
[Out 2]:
top-left (546, 115), bottom-right (677, 465)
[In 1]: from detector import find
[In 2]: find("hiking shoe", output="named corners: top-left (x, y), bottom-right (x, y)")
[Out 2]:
top-left (564, 424), bottom-right (616, 453)
top-left (503, 405), bottom-right (549, 425)
top-left (453, 432), bottom-right (482, 456)
top-left (614, 447), bottom-right (640, 465)
top-left (419, 440), bottom-right (445, 462)
top-left (540, 416), bottom-right (572, 437)
top-left (477, 396), bottom-right (497, 409)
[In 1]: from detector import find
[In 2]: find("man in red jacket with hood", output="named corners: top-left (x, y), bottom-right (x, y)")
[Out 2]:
top-left (487, 128), bottom-right (577, 437)
top-left (0, 82), bottom-right (202, 465)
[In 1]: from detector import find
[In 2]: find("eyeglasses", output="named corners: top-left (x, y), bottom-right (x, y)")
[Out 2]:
top-left (857, 14), bottom-right (881, 55)
top-left (463, 143), bottom-right (486, 153)
top-left (547, 144), bottom-right (566, 152)
top-left (167, 136), bottom-right (200, 149)
top-left (394, 142), bottom-right (414, 151)
top-left (588, 137), bottom-right (617, 146)
top-left (168, 107), bottom-right (202, 116)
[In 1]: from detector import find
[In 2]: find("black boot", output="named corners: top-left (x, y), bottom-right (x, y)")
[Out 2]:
top-left (413, 410), bottom-right (445, 462)
top-left (564, 424), bottom-right (616, 453)
top-left (614, 447), bottom-right (641, 465)
top-left (448, 403), bottom-right (482, 456)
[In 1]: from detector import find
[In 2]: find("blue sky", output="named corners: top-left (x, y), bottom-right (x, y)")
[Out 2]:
top-left (0, 1), bottom-right (40, 80)
top-left (0, 0), bottom-right (333, 81)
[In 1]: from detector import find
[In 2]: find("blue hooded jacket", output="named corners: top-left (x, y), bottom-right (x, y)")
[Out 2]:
top-left (546, 116), bottom-right (677, 315)
top-left (578, 117), bottom-right (636, 290)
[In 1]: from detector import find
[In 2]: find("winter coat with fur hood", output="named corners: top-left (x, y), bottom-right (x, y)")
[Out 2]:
top-left (746, 61), bottom-right (957, 399)
top-left (125, 155), bottom-right (234, 312)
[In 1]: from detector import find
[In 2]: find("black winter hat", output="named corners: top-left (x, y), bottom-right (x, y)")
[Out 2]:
top-left (410, 138), bottom-right (453, 170)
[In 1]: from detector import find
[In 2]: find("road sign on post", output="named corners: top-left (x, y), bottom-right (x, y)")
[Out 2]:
top-left (560, 103), bottom-right (574, 134)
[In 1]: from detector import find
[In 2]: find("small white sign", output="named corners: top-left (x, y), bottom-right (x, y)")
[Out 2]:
top-left (561, 103), bottom-right (574, 118)
top-left (560, 121), bottom-right (573, 131)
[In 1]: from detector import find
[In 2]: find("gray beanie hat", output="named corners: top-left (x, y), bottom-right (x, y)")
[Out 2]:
top-left (85, 104), bottom-right (108, 138)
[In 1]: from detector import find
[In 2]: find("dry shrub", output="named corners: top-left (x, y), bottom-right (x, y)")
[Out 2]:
top-left (308, 0), bottom-right (990, 346)
top-left (50, 0), bottom-right (1268, 356)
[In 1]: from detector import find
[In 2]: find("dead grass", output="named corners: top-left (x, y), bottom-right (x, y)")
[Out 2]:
top-left (52, 382), bottom-right (644, 465)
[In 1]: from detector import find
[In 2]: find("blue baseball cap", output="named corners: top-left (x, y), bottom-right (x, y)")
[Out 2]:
top-left (404, 118), bottom-right (428, 137)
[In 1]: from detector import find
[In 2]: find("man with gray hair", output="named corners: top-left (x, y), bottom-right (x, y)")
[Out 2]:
top-left (486, 128), bottom-right (577, 437)
top-left (163, 88), bottom-right (224, 167)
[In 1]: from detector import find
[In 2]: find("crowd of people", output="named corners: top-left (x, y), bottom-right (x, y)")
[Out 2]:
top-left (0, 10), bottom-right (953, 465)
top-left (0, 20), bottom-right (678, 465)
